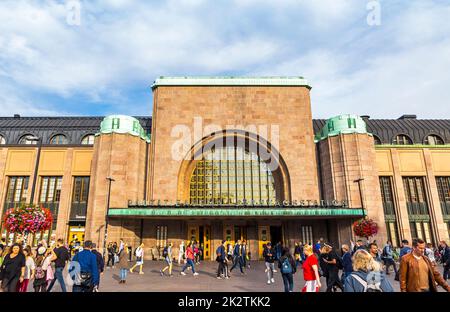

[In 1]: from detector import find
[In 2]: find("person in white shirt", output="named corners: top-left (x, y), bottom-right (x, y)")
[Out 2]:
top-left (178, 241), bottom-right (185, 265)
top-left (130, 243), bottom-right (145, 274)
top-left (18, 246), bottom-right (35, 292)
top-left (425, 243), bottom-right (436, 265)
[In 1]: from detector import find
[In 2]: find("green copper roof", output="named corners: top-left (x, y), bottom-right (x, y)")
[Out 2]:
top-left (315, 114), bottom-right (372, 142)
top-left (97, 115), bottom-right (151, 143)
top-left (151, 76), bottom-right (310, 89)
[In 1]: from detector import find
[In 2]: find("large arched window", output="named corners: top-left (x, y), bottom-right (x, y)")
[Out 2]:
top-left (81, 134), bottom-right (95, 145)
top-left (424, 134), bottom-right (444, 145)
top-left (0, 135), bottom-right (5, 145)
top-left (18, 134), bottom-right (38, 145)
top-left (49, 134), bottom-right (68, 145)
top-left (393, 134), bottom-right (413, 145)
top-left (189, 146), bottom-right (276, 205)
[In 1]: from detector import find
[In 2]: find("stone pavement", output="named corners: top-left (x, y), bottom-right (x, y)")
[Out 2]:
top-left (43, 260), bottom-right (447, 292)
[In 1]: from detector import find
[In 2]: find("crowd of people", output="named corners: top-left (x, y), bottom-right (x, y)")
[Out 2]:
top-left (1, 235), bottom-right (449, 293)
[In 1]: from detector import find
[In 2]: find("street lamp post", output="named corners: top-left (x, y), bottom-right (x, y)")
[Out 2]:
top-left (29, 136), bottom-right (42, 205)
top-left (354, 178), bottom-right (365, 218)
top-left (103, 177), bottom-right (115, 259)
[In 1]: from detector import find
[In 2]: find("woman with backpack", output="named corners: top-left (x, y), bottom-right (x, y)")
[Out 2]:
top-left (344, 249), bottom-right (393, 292)
top-left (33, 247), bottom-right (48, 292)
top-left (18, 245), bottom-right (35, 292)
top-left (0, 243), bottom-right (26, 292)
top-left (278, 247), bottom-right (296, 292)
top-left (160, 242), bottom-right (173, 277)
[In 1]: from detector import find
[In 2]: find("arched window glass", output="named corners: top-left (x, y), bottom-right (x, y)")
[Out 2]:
top-left (81, 134), bottom-right (95, 145)
top-left (393, 134), bottom-right (413, 145)
top-left (50, 134), bottom-right (68, 145)
top-left (0, 135), bottom-right (5, 145)
top-left (18, 134), bottom-right (38, 145)
top-left (373, 135), bottom-right (382, 145)
top-left (189, 146), bottom-right (276, 205)
top-left (425, 134), bottom-right (444, 145)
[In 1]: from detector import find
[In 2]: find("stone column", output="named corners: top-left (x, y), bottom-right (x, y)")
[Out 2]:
top-left (423, 149), bottom-right (449, 241)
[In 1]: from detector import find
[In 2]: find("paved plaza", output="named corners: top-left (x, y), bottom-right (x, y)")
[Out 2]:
top-left (39, 260), bottom-right (447, 292)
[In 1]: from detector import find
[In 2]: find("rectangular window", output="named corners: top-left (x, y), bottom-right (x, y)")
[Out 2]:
top-left (132, 120), bottom-right (140, 133)
top-left (112, 118), bottom-right (120, 129)
top-left (39, 177), bottom-right (63, 230)
top-left (156, 225), bottom-right (168, 249)
top-left (348, 118), bottom-right (356, 128)
top-left (436, 177), bottom-right (450, 219)
top-left (3, 176), bottom-right (29, 212)
top-left (70, 177), bottom-right (90, 221)
top-left (301, 225), bottom-right (313, 245)
top-left (402, 177), bottom-right (430, 216)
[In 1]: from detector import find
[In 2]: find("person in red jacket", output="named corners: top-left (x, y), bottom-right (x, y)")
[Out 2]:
top-left (180, 243), bottom-right (199, 276)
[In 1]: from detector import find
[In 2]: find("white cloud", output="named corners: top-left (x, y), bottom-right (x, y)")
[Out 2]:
top-left (0, 0), bottom-right (448, 119)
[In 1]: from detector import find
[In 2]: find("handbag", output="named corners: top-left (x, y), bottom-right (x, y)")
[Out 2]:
top-left (80, 271), bottom-right (92, 288)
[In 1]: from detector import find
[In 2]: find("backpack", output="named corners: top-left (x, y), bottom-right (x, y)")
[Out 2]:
top-left (351, 273), bottom-right (383, 292)
top-left (281, 257), bottom-right (293, 274)
top-left (163, 247), bottom-right (168, 257)
top-left (35, 266), bottom-right (46, 280)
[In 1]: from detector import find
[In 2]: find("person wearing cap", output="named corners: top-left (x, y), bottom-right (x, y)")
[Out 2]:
top-left (70, 240), bottom-right (99, 292)
top-left (263, 242), bottom-right (276, 284)
top-left (33, 246), bottom-right (48, 292)
top-left (216, 240), bottom-right (228, 279)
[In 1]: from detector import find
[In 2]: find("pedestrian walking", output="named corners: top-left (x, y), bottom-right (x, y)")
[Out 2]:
top-left (399, 238), bottom-right (450, 292)
top-left (381, 241), bottom-right (397, 275)
top-left (106, 242), bottom-right (115, 268)
top-left (18, 245), bottom-right (35, 292)
top-left (230, 240), bottom-right (244, 274)
top-left (178, 241), bottom-right (185, 265)
top-left (91, 243), bottom-right (105, 290)
top-left (341, 244), bottom-right (353, 284)
top-left (216, 240), bottom-right (228, 279)
top-left (301, 244), bottom-right (321, 292)
top-left (241, 240), bottom-right (248, 269)
top-left (160, 242), bottom-right (173, 277)
top-left (263, 242), bottom-right (275, 285)
top-left (344, 249), bottom-right (394, 292)
top-left (439, 240), bottom-right (450, 280)
top-left (130, 243), bottom-right (145, 274)
top-left (33, 247), bottom-right (48, 292)
top-left (70, 240), bottom-right (99, 292)
top-left (43, 248), bottom-right (56, 290)
top-left (321, 244), bottom-right (344, 292)
top-left (425, 243), bottom-right (436, 266)
top-left (294, 242), bottom-right (303, 268)
top-left (47, 238), bottom-right (71, 292)
top-left (278, 247), bottom-right (296, 292)
top-left (118, 243), bottom-right (129, 284)
top-left (180, 243), bottom-right (199, 276)
top-left (0, 243), bottom-right (25, 292)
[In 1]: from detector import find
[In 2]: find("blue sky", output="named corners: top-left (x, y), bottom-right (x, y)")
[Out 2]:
top-left (1, 0), bottom-right (449, 118)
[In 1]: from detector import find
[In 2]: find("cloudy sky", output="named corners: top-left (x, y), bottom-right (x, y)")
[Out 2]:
top-left (0, 0), bottom-right (449, 118)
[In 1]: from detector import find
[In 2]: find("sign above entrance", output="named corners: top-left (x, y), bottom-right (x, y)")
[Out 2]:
top-left (109, 207), bottom-right (365, 218)
top-left (127, 199), bottom-right (349, 208)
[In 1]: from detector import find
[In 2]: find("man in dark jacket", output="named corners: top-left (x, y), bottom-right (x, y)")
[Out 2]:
top-left (71, 240), bottom-right (99, 292)
top-left (230, 240), bottom-right (244, 274)
top-left (440, 240), bottom-right (450, 280)
top-left (91, 243), bottom-right (105, 289)
top-left (263, 243), bottom-right (276, 284)
top-left (216, 240), bottom-right (228, 279)
top-left (341, 244), bottom-right (353, 283)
